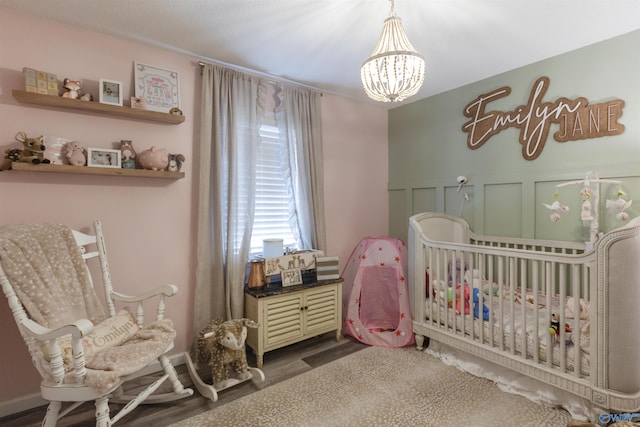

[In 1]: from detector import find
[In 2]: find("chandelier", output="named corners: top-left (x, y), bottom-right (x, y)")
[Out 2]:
top-left (361, 0), bottom-right (425, 103)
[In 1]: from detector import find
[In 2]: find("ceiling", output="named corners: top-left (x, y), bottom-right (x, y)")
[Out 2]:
top-left (2, 0), bottom-right (640, 108)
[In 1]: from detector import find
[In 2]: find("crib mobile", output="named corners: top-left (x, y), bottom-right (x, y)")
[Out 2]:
top-left (543, 171), bottom-right (632, 245)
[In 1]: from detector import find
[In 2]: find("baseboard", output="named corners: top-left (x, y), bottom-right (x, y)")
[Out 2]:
top-left (0, 353), bottom-right (187, 418)
top-left (0, 392), bottom-right (47, 418)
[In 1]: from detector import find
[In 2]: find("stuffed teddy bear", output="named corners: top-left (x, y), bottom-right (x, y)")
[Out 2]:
top-left (14, 131), bottom-right (50, 165)
top-left (65, 141), bottom-right (86, 166)
top-left (195, 317), bottom-right (259, 389)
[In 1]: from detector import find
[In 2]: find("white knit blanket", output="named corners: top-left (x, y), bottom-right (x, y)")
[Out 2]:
top-left (0, 223), bottom-right (175, 392)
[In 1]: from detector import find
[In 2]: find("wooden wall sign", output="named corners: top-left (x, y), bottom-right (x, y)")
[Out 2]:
top-left (461, 76), bottom-right (625, 160)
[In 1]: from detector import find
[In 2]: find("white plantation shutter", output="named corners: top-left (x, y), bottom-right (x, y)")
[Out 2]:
top-left (250, 123), bottom-right (298, 255)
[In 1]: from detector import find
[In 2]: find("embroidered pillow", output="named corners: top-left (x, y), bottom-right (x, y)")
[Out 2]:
top-left (41, 309), bottom-right (139, 365)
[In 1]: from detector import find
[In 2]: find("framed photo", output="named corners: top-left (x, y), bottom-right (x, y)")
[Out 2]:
top-left (99, 79), bottom-right (123, 106)
top-left (134, 62), bottom-right (180, 113)
top-left (87, 148), bottom-right (121, 169)
top-left (282, 269), bottom-right (303, 287)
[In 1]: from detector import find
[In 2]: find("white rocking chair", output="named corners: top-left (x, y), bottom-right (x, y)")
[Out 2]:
top-left (0, 220), bottom-right (193, 427)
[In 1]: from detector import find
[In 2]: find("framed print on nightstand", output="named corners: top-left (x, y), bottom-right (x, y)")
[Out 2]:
top-left (99, 79), bottom-right (123, 106)
top-left (134, 62), bottom-right (180, 113)
top-left (282, 269), bottom-right (303, 287)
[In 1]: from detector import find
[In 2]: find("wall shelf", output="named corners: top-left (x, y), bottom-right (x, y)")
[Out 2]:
top-left (10, 162), bottom-right (185, 179)
top-left (12, 90), bottom-right (185, 124)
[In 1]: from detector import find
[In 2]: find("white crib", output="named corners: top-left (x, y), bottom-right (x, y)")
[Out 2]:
top-left (408, 212), bottom-right (640, 414)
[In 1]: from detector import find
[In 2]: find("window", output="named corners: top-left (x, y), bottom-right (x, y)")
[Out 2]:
top-left (249, 123), bottom-right (298, 256)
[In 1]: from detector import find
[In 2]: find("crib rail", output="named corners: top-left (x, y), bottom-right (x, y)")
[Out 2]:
top-left (409, 212), bottom-right (640, 413)
top-left (421, 233), bottom-right (594, 375)
top-left (411, 231), bottom-right (599, 409)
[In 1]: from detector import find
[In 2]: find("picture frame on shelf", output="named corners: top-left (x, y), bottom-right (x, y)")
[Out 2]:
top-left (134, 62), bottom-right (180, 113)
top-left (282, 269), bottom-right (302, 287)
top-left (99, 79), bottom-right (123, 106)
top-left (87, 148), bottom-right (122, 169)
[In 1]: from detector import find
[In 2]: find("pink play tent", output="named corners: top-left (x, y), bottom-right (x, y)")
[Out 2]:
top-left (341, 236), bottom-right (414, 347)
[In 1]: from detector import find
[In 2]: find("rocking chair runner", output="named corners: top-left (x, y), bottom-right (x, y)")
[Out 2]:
top-left (0, 220), bottom-right (193, 427)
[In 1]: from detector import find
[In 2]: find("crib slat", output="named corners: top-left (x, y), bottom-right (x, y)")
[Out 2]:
top-left (520, 258), bottom-right (527, 360)
top-left (532, 260), bottom-right (539, 364)
top-left (559, 265), bottom-right (567, 373)
top-left (498, 256), bottom-right (505, 352)
top-left (572, 267), bottom-right (581, 378)
top-left (545, 262), bottom-right (553, 369)
top-left (509, 257), bottom-right (516, 356)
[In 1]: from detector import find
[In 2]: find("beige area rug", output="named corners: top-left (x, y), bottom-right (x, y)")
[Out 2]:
top-left (170, 346), bottom-right (575, 427)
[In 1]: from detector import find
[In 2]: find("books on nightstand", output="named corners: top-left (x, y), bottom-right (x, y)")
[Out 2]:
top-left (316, 256), bottom-right (340, 281)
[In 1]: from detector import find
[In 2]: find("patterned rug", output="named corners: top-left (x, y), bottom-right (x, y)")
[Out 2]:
top-left (170, 346), bottom-right (574, 427)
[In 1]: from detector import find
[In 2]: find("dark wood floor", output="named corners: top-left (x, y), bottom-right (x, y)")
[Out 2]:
top-left (0, 333), bottom-right (367, 427)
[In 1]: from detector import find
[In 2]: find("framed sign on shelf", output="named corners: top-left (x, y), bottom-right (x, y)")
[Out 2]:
top-left (134, 62), bottom-right (180, 113)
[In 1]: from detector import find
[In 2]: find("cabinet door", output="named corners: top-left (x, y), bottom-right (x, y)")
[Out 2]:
top-left (264, 293), bottom-right (304, 349)
top-left (304, 285), bottom-right (339, 336)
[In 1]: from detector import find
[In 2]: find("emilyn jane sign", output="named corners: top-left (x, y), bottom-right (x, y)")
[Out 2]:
top-left (461, 76), bottom-right (625, 160)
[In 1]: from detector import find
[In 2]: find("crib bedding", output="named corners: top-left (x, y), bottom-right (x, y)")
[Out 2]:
top-left (424, 293), bottom-right (591, 375)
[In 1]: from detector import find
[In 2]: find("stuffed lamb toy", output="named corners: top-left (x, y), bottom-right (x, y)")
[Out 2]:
top-left (195, 317), bottom-right (258, 389)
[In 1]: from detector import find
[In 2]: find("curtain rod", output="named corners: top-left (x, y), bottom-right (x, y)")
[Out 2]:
top-left (196, 60), bottom-right (322, 94)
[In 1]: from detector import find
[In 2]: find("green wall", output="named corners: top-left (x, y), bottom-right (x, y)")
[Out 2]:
top-left (389, 30), bottom-right (640, 243)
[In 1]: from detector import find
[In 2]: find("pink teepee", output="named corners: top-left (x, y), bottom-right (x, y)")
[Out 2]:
top-left (341, 236), bottom-right (414, 347)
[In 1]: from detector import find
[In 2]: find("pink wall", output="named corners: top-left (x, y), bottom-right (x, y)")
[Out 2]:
top-left (322, 94), bottom-right (389, 263)
top-left (0, 7), bottom-right (387, 410)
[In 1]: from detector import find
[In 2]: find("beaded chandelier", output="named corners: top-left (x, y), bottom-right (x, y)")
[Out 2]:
top-left (360, 0), bottom-right (426, 102)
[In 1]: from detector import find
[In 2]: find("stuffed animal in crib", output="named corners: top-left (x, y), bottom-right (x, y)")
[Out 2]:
top-left (195, 317), bottom-right (258, 389)
top-left (455, 285), bottom-right (489, 320)
top-left (549, 312), bottom-right (572, 344)
top-left (472, 288), bottom-right (490, 321)
top-left (14, 131), bottom-right (50, 165)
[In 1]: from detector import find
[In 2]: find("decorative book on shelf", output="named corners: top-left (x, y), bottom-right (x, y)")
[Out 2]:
top-left (316, 256), bottom-right (340, 281)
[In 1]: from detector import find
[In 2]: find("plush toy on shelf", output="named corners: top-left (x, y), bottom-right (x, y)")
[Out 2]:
top-left (167, 153), bottom-right (185, 172)
top-left (65, 141), bottom-right (86, 166)
top-left (120, 140), bottom-right (137, 169)
top-left (13, 131), bottom-right (51, 165)
top-left (60, 78), bottom-right (92, 101)
top-left (0, 148), bottom-right (22, 171)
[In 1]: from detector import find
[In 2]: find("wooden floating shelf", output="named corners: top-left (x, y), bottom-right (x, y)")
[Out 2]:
top-left (10, 162), bottom-right (185, 179)
top-left (12, 90), bottom-right (185, 124)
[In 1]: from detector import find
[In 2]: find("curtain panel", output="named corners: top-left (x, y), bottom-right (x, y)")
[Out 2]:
top-left (194, 63), bottom-right (325, 335)
top-left (195, 64), bottom-right (262, 331)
